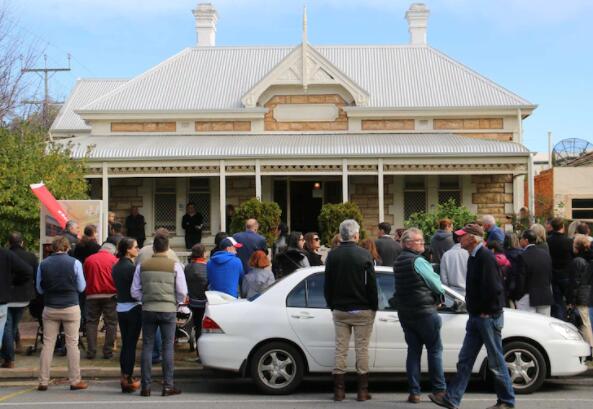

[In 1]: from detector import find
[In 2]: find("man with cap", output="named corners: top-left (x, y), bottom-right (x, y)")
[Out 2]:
top-left (430, 224), bottom-right (514, 409)
top-left (207, 237), bottom-right (244, 298)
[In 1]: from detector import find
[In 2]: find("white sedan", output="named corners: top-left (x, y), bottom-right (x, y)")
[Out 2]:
top-left (199, 266), bottom-right (590, 395)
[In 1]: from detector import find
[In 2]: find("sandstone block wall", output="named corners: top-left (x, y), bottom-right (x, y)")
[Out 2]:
top-left (472, 174), bottom-right (513, 222)
top-left (264, 94), bottom-right (348, 131)
top-left (226, 177), bottom-right (256, 207)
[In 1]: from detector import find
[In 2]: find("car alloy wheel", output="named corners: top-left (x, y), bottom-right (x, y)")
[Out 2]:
top-left (250, 342), bottom-right (305, 395)
top-left (503, 341), bottom-right (547, 394)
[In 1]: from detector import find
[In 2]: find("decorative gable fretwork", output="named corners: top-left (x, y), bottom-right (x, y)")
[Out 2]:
top-left (241, 43), bottom-right (369, 108)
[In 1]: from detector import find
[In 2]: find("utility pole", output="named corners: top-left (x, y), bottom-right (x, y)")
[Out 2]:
top-left (21, 54), bottom-right (71, 128)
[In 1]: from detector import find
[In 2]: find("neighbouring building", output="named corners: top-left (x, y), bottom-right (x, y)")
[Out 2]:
top-left (51, 3), bottom-right (537, 246)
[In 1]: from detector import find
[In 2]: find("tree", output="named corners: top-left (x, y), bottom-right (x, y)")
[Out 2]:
top-left (229, 198), bottom-right (282, 247)
top-left (404, 199), bottom-right (477, 238)
top-left (0, 124), bottom-right (89, 250)
top-left (318, 201), bottom-right (366, 246)
top-left (0, 4), bottom-right (38, 123)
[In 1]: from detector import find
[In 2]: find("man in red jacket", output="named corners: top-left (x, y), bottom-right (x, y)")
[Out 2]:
top-left (83, 243), bottom-right (118, 359)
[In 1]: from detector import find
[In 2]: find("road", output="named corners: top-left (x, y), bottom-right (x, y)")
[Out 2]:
top-left (0, 375), bottom-right (592, 408)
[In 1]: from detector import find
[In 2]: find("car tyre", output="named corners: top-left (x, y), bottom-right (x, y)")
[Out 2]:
top-left (484, 340), bottom-right (547, 395)
top-left (250, 341), bottom-right (305, 395)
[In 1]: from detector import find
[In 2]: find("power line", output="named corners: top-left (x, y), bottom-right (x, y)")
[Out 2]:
top-left (21, 54), bottom-right (71, 128)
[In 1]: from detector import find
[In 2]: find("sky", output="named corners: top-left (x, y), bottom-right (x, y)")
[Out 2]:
top-left (7, 0), bottom-right (593, 153)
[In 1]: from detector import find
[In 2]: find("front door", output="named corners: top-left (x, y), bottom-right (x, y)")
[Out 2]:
top-left (290, 181), bottom-right (323, 233)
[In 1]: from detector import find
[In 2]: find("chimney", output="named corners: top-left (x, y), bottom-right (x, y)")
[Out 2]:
top-left (405, 3), bottom-right (430, 45)
top-left (192, 3), bottom-right (218, 47)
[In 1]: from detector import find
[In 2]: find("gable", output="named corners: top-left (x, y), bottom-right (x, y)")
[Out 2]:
top-left (241, 43), bottom-right (369, 108)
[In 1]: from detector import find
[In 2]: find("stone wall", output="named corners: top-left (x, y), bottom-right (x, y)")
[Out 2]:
top-left (109, 178), bottom-right (145, 225)
top-left (361, 119), bottom-right (415, 131)
top-left (264, 94), bottom-right (348, 131)
top-left (226, 177), bottom-right (256, 207)
top-left (111, 122), bottom-right (176, 132)
top-left (350, 176), bottom-right (393, 237)
top-left (471, 174), bottom-right (513, 222)
top-left (434, 118), bottom-right (503, 130)
top-left (196, 121), bottom-right (251, 132)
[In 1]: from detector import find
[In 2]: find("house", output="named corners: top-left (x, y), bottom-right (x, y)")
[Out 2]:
top-left (51, 3), bottom-right (537, 246)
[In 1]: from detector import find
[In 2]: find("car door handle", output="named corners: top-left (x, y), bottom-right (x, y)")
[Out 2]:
top-left (291, 313), bottom-right (315, 319)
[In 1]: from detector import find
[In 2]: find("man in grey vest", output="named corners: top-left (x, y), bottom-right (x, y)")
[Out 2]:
top-left (131, 235), bottom-right (187, 397)
top-left (394, 228), bottom-right (446, 404)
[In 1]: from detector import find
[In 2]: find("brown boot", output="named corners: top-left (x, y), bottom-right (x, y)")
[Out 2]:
top-left (120, 375), bottom-right (140, 393)
top-left (333, 373), bottom-right (345, 401)
top-left (356, 373), bottom-right (371, 401)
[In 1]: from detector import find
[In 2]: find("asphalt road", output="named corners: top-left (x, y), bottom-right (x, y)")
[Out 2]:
top-left (1, 375), bottom-right (592, 408)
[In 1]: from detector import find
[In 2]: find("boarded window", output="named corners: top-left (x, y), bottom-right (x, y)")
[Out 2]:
top-left (154, 179), bottom-right (177, 233)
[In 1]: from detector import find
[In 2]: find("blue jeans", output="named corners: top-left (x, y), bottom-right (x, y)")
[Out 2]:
top-left (0, 305), bottom-right (7, 351)
top-left (446, 314), bottom-right (515, 408)
top-left (400, 312), bottom-right (446, 395)
top-left (551, 279), bottom-right (568, 321)
top-left (1, 307), bottom-right (26, 361)
top-left (153, 327), bottom-right (162, 362)
top-left (141, 311), bottom-right (176, 389)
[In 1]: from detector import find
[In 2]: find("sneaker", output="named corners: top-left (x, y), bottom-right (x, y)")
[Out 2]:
top-left (428, 392), bottom-right (457, 409)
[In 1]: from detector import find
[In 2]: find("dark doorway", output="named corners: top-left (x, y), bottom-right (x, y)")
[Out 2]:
top-left (290, 181), bottom-right (323, 234)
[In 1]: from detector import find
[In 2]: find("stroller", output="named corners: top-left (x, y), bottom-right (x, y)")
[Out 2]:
top-left (175, 304), bottom-right (196, 352)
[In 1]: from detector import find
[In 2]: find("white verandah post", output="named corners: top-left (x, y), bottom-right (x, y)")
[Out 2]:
top-left (101, 162), bottom-right (109, 242)
top-left (255, 159), bottom-right (262, 200)
top-left (378, 158), bottom-right (384, 223)
top-left (342, 158), bottom-right (348, 203)
top-left (528, 153), bottom-right (535, 223)
top-left (219, 160), bottom-right (226, 232)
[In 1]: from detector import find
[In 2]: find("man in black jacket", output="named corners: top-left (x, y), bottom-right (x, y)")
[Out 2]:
top-left (324, 219), bottom-right (378, 402)
top-left (430, 224), bottom-right (514, 409)
top-left (547, 217), bottom-right (573, 320)
top-left (0, 244), bottom-right (33, 354)
top-left (515, 230), bottom-right (553, 316)
top-left (374, 222), bottom-right (401, 267)
top-left (1, 232), bottom-right (37, 368)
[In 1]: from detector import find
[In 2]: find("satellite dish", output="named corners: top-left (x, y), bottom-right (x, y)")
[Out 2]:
top-left (552, 138), bottom-right (593, 167)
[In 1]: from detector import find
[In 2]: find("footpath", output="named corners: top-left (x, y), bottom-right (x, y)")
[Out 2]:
top-left (0, 321), bottom-right (204, 380)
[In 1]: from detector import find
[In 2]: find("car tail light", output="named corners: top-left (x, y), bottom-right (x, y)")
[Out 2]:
top-left (202, 316), bottom-right (224, 334)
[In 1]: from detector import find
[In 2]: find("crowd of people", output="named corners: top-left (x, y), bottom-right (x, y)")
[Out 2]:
top-left (1, 205), bottom-right (593, 405)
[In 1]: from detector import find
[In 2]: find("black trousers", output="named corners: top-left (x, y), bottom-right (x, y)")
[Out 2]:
top-left (117, 305), bottom-right (142, 376)
top-left (190, 306), bottom-right (205, 355)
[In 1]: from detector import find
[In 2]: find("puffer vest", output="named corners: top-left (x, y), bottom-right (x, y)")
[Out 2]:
top-left (393, 249), bottom-right (438, 318)
top-left (39, 253), bottom-right (79, 309)
top-left (140, 255), bottom-right (177, 312)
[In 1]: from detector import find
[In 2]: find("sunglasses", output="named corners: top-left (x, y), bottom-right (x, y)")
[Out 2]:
top-left (313, 237), bottom-right (320, 241)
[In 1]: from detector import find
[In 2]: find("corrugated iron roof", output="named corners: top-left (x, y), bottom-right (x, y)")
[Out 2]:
top-left (78, 45), bottom-right (533, 113)
top-left (50, 79), bottom-right (127, 133)
top-left (63, 133), bottom-right (530, 161)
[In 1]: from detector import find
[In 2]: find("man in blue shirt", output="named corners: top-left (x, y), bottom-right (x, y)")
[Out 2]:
top-left (393, 228), bottom-right (446, 404)
top-left (482, 215), bottom-right (505, 244)
top-left (207, 238), bottom-right (244, 298)
top-left (233, 219), bottom-right (267, 274)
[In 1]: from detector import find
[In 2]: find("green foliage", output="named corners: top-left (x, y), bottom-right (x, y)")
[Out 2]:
top-left (0, 124), bottom-right (89, 250)
top-left (318, 201), bottom-right (366, 246)
top-left (404, 199), bottom-right (477, 239)
top-left (229, 198), bottom-right (282, 247)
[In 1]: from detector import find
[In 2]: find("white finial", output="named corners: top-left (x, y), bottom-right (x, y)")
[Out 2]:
top-left (302, 4), bottom-right (308, 44)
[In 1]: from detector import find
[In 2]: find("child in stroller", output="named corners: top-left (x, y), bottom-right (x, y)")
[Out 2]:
top-left (175, 303), bottom-right (195, 352)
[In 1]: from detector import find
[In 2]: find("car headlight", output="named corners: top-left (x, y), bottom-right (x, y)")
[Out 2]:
top-left (550, 322), bottom-right (583, 341)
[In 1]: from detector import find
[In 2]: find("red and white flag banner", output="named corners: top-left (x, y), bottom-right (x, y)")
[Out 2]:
top-left (30, 182), bottom-right (69, 229)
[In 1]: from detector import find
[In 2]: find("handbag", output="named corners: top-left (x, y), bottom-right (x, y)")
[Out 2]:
top-left (565, 306), bottom-right (584, 328)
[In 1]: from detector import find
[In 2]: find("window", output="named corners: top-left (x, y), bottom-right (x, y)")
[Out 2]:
top-left (404, 176), bottom-right (426, 219)
top-left (285, 273), bottom-right (327, 309)
top-left (438, 175), bottom-right (461, 206)
top-left (188, 178), bottom-right (211, 230)
top-left (572, 198), bottom-right (593, 220)
top-left (154, 178), bottom-right (177, 233)
top-left (376, 273), bottom-right (395, 311)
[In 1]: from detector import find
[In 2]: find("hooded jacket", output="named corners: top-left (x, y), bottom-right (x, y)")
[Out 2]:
top-left (430, 230), bottom-right (455, 264)
top-left (206, 251), bottom-right (244, 298)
